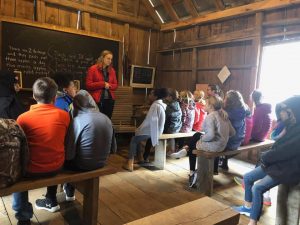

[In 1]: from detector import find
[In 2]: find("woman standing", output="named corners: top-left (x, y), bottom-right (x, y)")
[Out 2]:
top-left (86, 50), bottom-right (118, 119)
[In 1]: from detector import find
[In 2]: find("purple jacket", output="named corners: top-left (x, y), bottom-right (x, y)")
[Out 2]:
top-left (179, 100), bottom-right (195, 133)
top-left (251, 103), bottom-right (272, 141)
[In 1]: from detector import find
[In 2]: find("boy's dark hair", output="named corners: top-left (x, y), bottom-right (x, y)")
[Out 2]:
top-left (52, 72), bottom-right (73, 91)
top-left (225, 90), bottom-right (248, 110)
top-left (153, 88), bottom-right (168, 100)
top-left (208, 84), bottom-right (224, 98)
top-left (33, 77), bottom-right (58, 104)
top-left (167, 88), bottom-right (179, 100)
top-left (251, 90), bottom-right (262, 105)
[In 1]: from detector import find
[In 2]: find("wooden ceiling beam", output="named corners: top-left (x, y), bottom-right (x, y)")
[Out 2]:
top-left (141, 0), bottom-right (162, 24)
top-left (183, 0), bottom-right (198, 17)
top-left (161, 0), bottom-right (300, 31)
top-left (160, 0), bottom-right (179, 21)
top-left (43, 0), bottom-right (159, 29)
top-left (214, 0), bottom-right (225, 10)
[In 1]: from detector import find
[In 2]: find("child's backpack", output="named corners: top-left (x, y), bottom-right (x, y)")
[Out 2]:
top-left (0, 119), bottom-right (28, 188)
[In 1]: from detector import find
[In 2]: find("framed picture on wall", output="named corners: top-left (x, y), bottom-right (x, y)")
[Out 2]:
top-left (74, 80), bottom-right (80, 90)
top-left (13, 70), bottom-right (23, 89)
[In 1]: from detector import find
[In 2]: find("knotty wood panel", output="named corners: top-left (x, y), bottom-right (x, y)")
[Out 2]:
top-left (45, 3), bottom-right (60, 25)
top-left (90, 0), bottom-right (113, 11)
top-left (15, 0), bottom-right (34, 20)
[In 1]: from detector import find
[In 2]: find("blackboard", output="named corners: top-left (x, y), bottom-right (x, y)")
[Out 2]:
top-left (1, 21), bottom-right (119, 89)
top-left (130, 65), bottom-right (155, 88)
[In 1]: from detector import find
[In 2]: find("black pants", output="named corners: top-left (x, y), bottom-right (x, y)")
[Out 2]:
top-left (97, 99), bottom-right (115, 119)
top-left (45, 186), bottom-right (58, 203)
top-left (26, 171), bottom-right (59, 203)
top-left (143, 138), bottom-right (152, 160)
top-left (188, 132), bottom-right (203, 171)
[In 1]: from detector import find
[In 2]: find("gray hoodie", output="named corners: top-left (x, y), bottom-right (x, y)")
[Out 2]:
top-left (196, 111), bottom-right (235, 152)
top-left (65, 90), bottom-right (113, 170)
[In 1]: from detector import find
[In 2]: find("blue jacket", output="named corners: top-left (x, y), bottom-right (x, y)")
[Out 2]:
top-left (226, 107), bottom-right (250, 150)
top-left (164, 101), bottom-right (182, 134)
top-left (55, 92), bottom-right (73, 112)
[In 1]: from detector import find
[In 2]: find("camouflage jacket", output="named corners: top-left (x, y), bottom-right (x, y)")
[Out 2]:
top-left (0, 119), bottom-right (29, 188)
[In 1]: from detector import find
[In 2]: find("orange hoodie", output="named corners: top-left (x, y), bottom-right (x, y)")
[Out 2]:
top-left (17, 104), bottom-right (70, 173)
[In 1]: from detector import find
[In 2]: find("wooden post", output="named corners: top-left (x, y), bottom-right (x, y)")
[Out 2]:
top-left (191, 47), bottom-right (197, 89)
top-left (37, 0), bottom-right (46, 23)
top-left (276, 184), bottom-right (300, 225)
top-left (196, 155), bottom-right (214, 196)
top-left (82, 12), bottom-right (90, 31)
top-left (83, 178), bottom-right (99, 225)
top-left (153, 139), bottom-right (167, 169)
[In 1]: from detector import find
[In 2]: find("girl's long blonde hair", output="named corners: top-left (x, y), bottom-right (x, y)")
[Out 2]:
top-left (194, 90), bottom-right (206, 105)
top-left (179, 90), bottom-right (193, 105)
top-left (206, 95), bottom-right (228, 120)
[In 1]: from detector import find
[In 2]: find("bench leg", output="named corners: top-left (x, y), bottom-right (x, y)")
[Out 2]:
top-left (153, 140), bottom-right (167, 170)
top-left (82, 177), bottom-right (99, 225)
top-left (196, 155), bottom-right (214, 196)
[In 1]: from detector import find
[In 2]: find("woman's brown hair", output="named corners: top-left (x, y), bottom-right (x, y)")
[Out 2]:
top-left (97, 50), bottom-right (113, 66)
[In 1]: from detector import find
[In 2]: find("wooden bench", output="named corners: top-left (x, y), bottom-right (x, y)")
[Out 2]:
top-left (111, 86), bottom-right (136, 133)
top-left (153, 132), bottom-right (196, 169)
top-left (192, 139), bottom-right (274, 196)
top-left (124, 196), bottom-right (240, 225)
top-left (276, 183), bottom-right (300, 225)
top-left (0, 166), bottom-right (116, 225)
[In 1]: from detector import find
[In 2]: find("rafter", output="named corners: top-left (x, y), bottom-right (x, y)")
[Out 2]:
top-left (141, 0), bottom-right (162, 24)
top-left (161, 0), bottom-right (300, 31)
top-left (43, 0), bottom-right (159, 29)
top-left (214, 0), bottom-right (225, 10)
top-left (160, 0), bottom-right (179, 21)
top-left (183, 0), bottom-right (198, 17)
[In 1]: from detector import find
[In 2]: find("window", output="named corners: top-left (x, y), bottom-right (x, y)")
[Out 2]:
top-left (259, 41), bottom-right (300, 118)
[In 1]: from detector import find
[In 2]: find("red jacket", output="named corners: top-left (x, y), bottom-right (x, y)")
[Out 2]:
top-left (86, 64), bottom-right (118, 103)
top-left (193, 102), bottom-right (206, 132)
top-left (17, 104), bottom-right (70, 174)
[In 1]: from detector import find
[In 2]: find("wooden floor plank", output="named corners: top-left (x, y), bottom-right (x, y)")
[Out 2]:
top-left (1, 149), bottom-right (278, 225)
top-left (0, 197), bottom-right (11, 225)
top-left (2, 194), bottom-right (40, 225)
top-left (30, 188), bottom-right (70, 225)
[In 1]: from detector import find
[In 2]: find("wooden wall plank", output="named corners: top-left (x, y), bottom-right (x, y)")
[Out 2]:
top-left (1, 0), bottom-right (15, 17)
top-left (16, 0), bottom-right (34, 20)
top-left (45, 3), bottom-right (59, 25)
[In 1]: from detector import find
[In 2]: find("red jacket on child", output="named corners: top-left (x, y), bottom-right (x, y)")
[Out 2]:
top-left (193, 102), bottom-right (206, 132)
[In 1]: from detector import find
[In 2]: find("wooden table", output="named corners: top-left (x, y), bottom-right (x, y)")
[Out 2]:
top-left (153, 132), bottom-right (196, 169)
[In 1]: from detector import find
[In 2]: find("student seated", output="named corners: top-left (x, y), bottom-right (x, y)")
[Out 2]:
top-left (192, 90), bottom-right (206, 132)
top-left (171, 96), bottom-right (235, 187)
top-left (164, 88), bottom-right (182, 134)
top-left (52, 72), bottom-right (77, 112)
top-left (179, 90), bottom-right (195, 133)
top-left (0, 70), bottom-right (25, 119)
top-left (13, 77), bottom-right (70, 225)
top-left (232, 96), bottom-right (300, 225)
top-left (251, 90), bottom-right (272, 142)
top-left (63, 90), bottom-right (113, 199)
top-left (216, 90), bottom-right (250, 173)
top-left (0, 118), bottom-right (28, 188)
top-left (162, 88), bottom-right (182, 155)
top-left (122, 88), bottom-right (168, 171)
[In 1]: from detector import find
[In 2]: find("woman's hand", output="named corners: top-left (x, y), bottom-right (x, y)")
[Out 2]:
top-left (104, 82), bottom-right (111, 89)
